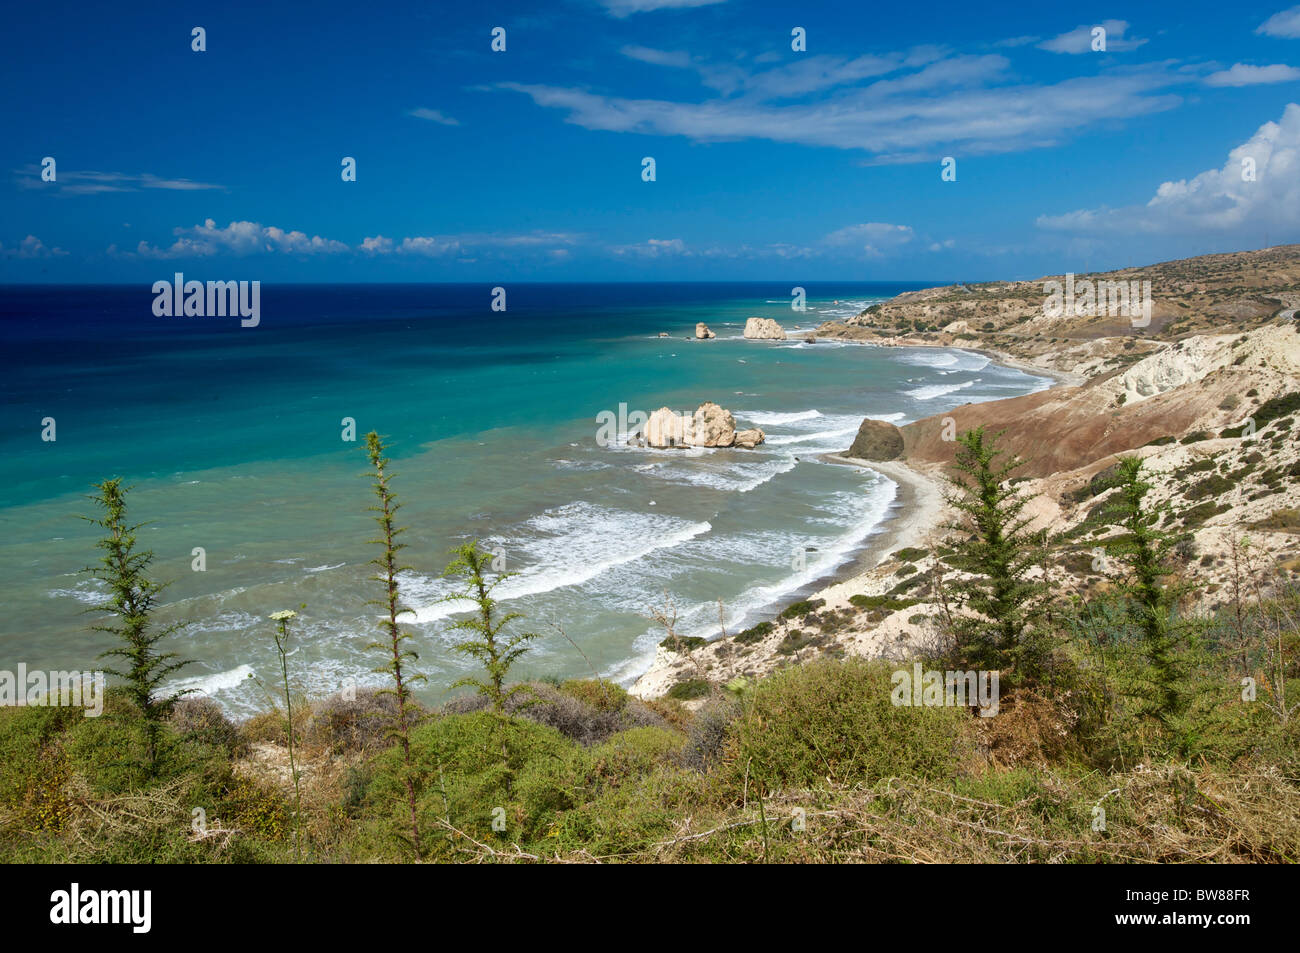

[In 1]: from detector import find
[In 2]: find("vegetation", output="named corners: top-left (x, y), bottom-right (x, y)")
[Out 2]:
top-left (364, 432), bottom-right (426, 858)
top-left (3, 421), bottom-right (1297, 865)
top-left (941, 427), bottom-right (1049, 679)
top-left (81, 479), bottom-right (193, 774)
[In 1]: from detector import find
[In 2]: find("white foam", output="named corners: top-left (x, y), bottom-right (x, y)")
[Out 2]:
top-left (736, 409), bottom-right (823, 426)
top-left (402, 503), bottom-right (714, 624)
top-left (905, 379), bottom-right (979, 400)
top-left (169, 664), bottom-right (255, 698)
top-left (765, 426), bottom-right (862, 447)
top-left (649, 456), bottom-right (798, 492)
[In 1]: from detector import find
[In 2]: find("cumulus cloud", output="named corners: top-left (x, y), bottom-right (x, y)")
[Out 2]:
top-left (1038, 20), bottom-right (1147, 54)
top-left (408, 108), bottom-right (460, 125)
top-left (1205, 63), bottom-right (1300, 86)
top-left (1258, 6), bottom-right (1300, 38)
top-left (134, 219), bottom-right (350, 258)
top-left (1037, 103), bottom-right (1300, 234)
top-left (1, 235), bottom-right (67, 258)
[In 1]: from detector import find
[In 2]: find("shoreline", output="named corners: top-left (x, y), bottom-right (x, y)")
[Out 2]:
top-left (628, 338), bottom-right (1073, 697)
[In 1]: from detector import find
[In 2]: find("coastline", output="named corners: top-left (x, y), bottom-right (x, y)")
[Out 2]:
top-left (628, 339), bottom-right (1072, 698)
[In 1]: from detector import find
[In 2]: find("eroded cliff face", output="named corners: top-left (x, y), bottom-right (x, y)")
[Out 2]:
top-left (899, 323), bottom-right (1299, 480)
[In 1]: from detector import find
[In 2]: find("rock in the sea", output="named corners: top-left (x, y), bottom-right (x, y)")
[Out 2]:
top-left (695, 322), bottom-right (716, 339)
top-left (644, 406), bottom-right (689, 448)
top-left (847, 418), bottom-right (904, 461)
top-left (691, 401), bottom-right (737, 447)
top-left (743, 316), bottom-right (787, 340)
top-left (637, 402), bottom-right (765, 449)
top-left (804, 335), bottom-right (817, 344)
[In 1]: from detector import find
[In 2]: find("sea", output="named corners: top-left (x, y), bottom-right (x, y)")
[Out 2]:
top-left (0, 282), bottom-right (1054, 715)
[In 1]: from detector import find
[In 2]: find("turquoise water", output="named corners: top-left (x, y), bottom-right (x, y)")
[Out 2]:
top-left (0, 283), bottom-right (1051, 713)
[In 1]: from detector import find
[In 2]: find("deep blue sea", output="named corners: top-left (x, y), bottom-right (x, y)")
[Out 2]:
top-left (0, 282), bottom-right (1051, 713)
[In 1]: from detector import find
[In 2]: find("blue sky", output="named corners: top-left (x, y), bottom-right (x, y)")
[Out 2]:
top-left (3, 0), bottom-right (1300, 282)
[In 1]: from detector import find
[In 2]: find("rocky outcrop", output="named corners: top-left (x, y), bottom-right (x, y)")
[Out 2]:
top-left (690, 402), bottom-right (736, 447)
top-left (847, 418), bottom-right (905, 461)
top-left (743, 317), bottom-right (787, 340)
top-left (695, 322), bottom-right (716, 339)
top-left (644, 407), bottom-right (689, 448)
top-left (638, 403), bottom-right (765, 449)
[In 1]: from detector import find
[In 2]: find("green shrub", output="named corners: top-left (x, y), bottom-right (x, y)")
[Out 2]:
top-left (733, 621), bottom-right (774, 645)
top-left (719, 658), bottom-right (970, 793)
top-left (667, 679), bottom-right (711, 701)
top-left (779, 599), bottom-right (825, 620)
top-left (891, 547), bottom-right (929, 563)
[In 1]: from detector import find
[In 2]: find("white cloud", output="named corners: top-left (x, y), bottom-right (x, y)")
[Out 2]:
top-left (1205, 63), bottom-right (1300, 86)
top-left (500, 63), bottom-right (1182, 161)
top-left (135, 219), bottom-right (349, 258)
top-left (361, 231), bottom-right (581, 257)
top-left (600, 0), bottom-right (725, 18)
top-left (620, 45), bottom-right (695, 69)
top-left (17, 168), bottom-right (224, 194)
top-left (408, 108), bottom-right (460, 126)
top-left (1037, 103), bottom-right (1300, 234)
top-left (611, 238), bottom-right (689, 257)
top-left (1, 235), bottom-right (67, 258)
top-left (824, 222), bottom-right (914, 256)
top-left (1038, 20), bottom-right (1146, 54)
top-left (394, 236), bottom-right (463, 257)
top-left (1258, 6), bottom-right (1300, 38)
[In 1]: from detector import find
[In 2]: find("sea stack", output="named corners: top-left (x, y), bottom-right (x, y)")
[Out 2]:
top-left (639, 402), bottom-right (765, 449)
top-left (743, 317), bottom-right (787, 340)
top-left (695, 322), bottom-right (716, 339)
top-left (847, 418), bottom-right (905, 461)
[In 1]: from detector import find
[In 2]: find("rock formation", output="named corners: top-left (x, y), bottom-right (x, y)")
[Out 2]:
top-left (638, 402), bottom-right (766, 449)
top-left (743, 317), bottom-right (787, 340)
top-left (690, 401), bottom-right (736, 447)
top-left (695, 322), bottom-right (716, 339)
top-left (847, 418), bottom-right (905, 461)
top-left (644, 407), bottom-right (689, 448)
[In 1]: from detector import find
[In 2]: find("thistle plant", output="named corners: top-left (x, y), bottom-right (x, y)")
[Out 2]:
top-left (82, 478), bottom-right (193, 774)
top-left (364, 432), bottom-right (425, 858)
top-left (269, 608), bottom-right (304, 861)
top-left (441, 540), bottom-right (540, 717)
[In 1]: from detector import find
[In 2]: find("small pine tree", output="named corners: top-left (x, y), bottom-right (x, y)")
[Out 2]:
top-left (942, 427), bottom-right (1049, 679)
top-left (363, 432), bottom-right (425, 858)
top-left (441, 540), bottom-right (539, 716)
top-left (1103, 455), bottom-right (1187, 728)
top-left (82, 478), bottom-right (192, 773)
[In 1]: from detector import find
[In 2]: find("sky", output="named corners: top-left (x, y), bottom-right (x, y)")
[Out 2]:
top-left (3, 0), bottom-right (1300, 283)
